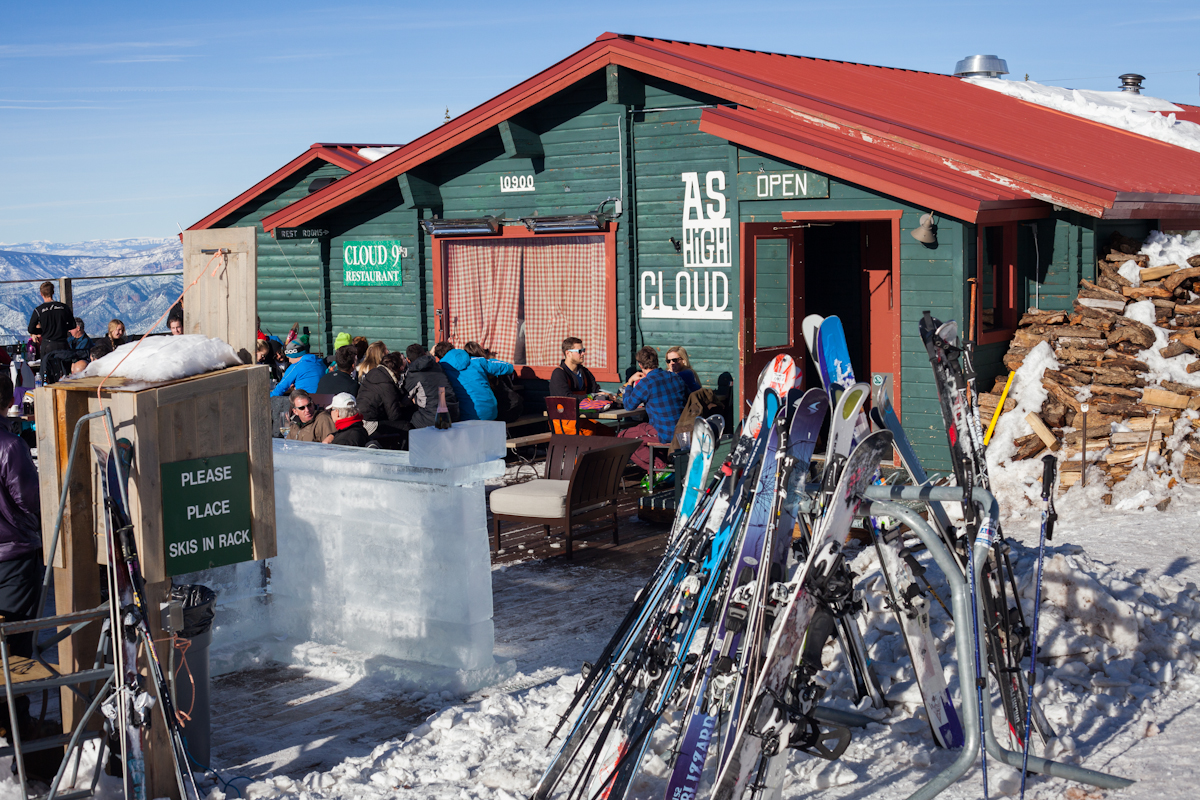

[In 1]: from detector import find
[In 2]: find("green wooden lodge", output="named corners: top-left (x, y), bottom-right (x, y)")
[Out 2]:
top-left (189, 34), bottom-right (1200, 469)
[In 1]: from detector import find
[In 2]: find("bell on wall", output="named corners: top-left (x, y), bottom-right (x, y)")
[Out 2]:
top-left (911, 212), bottom-right (938, 245)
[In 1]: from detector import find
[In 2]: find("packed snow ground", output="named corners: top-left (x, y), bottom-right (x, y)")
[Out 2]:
top-left (143, 498), bottom-right (1198, 800)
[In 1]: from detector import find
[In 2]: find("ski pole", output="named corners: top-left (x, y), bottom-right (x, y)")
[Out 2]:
top-left (967, 535), bottom-right (989, 800)
top-left (1020, 455), bottom-right (1057, 799)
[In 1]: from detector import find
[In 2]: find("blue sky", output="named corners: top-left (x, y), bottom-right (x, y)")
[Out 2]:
top-left (3, 0), bottom-right (1198, 244)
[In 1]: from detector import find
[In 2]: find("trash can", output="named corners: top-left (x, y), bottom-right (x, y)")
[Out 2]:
top-left (170, 584), bottom-right (216, 769)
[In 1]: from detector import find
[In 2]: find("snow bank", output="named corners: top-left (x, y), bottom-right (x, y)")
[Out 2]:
top-left (77, 334), bottom-right (240, 383)
top-left (964, 77), bottom-right (1200, 153)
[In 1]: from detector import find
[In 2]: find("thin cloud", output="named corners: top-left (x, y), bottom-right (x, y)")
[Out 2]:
top-left (96, 55), bottom-right (194, 64)
top-left (0, 41), bottom-right (197, 58)
top-left (0, 105), bottom-right (110, 110)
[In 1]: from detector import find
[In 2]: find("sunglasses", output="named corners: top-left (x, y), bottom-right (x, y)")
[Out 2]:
top-left (567, 347), bottom-right (586, 354)
top-left (293, 403), bottom-right (312, 412)
top-left (666, 357), bottom-right (682, 364)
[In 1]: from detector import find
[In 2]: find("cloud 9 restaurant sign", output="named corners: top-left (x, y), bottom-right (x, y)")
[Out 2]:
top-left (343, 240), bottom-right (403, 286)
top-left (640, 171), bottom-right (732, 320)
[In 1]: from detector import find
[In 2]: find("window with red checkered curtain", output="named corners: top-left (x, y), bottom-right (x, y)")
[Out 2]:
top-left (444, 236), bottom-right (607, 369)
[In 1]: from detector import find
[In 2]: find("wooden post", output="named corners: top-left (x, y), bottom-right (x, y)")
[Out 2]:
top-left (1081, 402), bottom-right (1089, 487)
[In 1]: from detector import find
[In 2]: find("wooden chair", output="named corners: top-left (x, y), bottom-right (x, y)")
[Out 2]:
top-left (545, 395), bottom-right (580, 435)
top-left (489, 435), bottom-right (640, 558)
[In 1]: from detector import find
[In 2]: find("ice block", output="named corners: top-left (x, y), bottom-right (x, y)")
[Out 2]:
top-left (409, 419), bottom-right (506, 469)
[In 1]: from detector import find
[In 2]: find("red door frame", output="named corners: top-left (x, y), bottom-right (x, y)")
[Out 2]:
top-left (429, 224), bottom-right (620, 383)
top-left (778, 209), bottom-right (904, 417)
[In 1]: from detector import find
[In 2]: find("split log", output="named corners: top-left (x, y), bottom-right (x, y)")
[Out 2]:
top-left (1003, 350), bottom-right (1028, 371)
top-left (1063, 367), bottom-right (1093, 385)
top-left (1012, 329), bottom-right (1050, 349)
top-left (1127, 415), bottom-right (1177, 431)
top-left (1062, 429), bottom-right (1113, 447)
top-left (1152, 298), bottom-right (1177, 311)
top-left (1080, 280), bottom-right (1127, 303)
top-left (1176, 314), bottom-right (1200, 327)
top-left (1098, 353), bottom-right (1150, 372)
top-left (1189, 255), bottom-right (1200, 268)
top-left (1012, 433), bottom-right (1047, 461)
top-left (1106, 252), bottom-right (1149, 266)
top-left (1018, 310), bottom-right (1067, 326)
top-left (1106, 326), bottom-right (1155, 350)
top-left (1068, 409), bottom-right (1120, 430)
top-left (1175, 303), bottom-right (1200, 315)
top-left (1071, 304), bottom-right (1119, 330)
top-left (1175, 331), bottom-right (1200, 355)
top-left (1161, 341), bottom-right (1192, 358)
top-left (1098, 260), bottom-right (1133, 287)
top-left (1077, 297), bottom-right (1128, 313)
top-left (1189, 360), bottom-right (1200, 374)
top-left (1097, 274), bottom-right (1125, 293)
top-left (1183, 457), bottom-right (1200, 484)
top-left (1164, 267), bottom-right (1200, 293)
top-left (1139, 264), bottom-right (1181, 281)
top-left (1095, 401), bottom-right (1147, 416)
top-left (1043, 378), bottom-right (1082, 412)
top-left (1055, 347), bottom-right (1101, 365)
top-left (1107, 447), bottom-right (1159, 465)
top-left (1087, 384), bottom-right (1141, 399)
top-left (1043, 402), bottom-right (1067, 428)
top-left (1111, 430), bottom-right (1164, 446)
top-left (1123, 285), bottom-right (1173, 299)
top-left (1090, 367), bottom-right (1140, 386)
top-left (1161, 380), bottom-right (1200, 397)
top-left (1142, 387), bottom-right (1192, 409)
top-left (1025, 412), bottom-right (1061, 451)
top-left (1047, 325), bottom-right (1105, 340)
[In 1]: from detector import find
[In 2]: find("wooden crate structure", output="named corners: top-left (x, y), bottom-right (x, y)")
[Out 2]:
top-left (35, 364), bottom-right (276, 584)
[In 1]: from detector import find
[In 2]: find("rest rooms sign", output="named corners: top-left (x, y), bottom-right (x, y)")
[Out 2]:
top-left (343, 240), bottom-right (403, 286)
top-left (161, 453), bottom-right (253, 575)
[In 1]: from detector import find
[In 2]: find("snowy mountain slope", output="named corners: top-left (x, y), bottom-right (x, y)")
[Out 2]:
top-left (0, 238), bottom-right (182, 343)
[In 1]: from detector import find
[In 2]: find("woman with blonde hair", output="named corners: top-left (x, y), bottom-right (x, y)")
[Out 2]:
top-left (666, 346), bottom-right (701, 395)
top-left (356, 341), bottom-right (388, 381)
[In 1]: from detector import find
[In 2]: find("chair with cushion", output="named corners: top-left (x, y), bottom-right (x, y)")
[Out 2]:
top-left (489, 434), bottom-right (640, 558)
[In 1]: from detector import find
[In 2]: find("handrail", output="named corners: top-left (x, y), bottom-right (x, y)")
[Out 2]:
top-left (0, 271), bottom-right (182, 286)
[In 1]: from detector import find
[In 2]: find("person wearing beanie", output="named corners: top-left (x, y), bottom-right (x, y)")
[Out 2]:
top-left (270, 340), bottom-right (325, 397)
top-left (333, 332), bottom-right (352, 351)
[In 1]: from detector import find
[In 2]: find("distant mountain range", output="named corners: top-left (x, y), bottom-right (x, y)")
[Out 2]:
top-left (0, 238), bottom-right (183, 344)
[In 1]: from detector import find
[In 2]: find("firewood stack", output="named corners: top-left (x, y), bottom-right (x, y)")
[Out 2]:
top-left (981, 233), bottom-right (1200, 490)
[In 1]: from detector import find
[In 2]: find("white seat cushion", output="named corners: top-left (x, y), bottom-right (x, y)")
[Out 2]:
top-left (490, 479), bottom-right (570, 518)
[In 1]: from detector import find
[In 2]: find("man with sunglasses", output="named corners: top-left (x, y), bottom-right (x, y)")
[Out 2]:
top-left (549, 337), bottom-right (613, 399)
top-left (285, 388), bottom-right (336, 444)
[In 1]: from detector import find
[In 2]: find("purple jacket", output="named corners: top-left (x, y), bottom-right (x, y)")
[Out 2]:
top-left (0, 426), bottom-right (41, 561)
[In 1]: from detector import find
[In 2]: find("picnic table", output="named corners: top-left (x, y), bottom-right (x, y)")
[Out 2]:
top-left (542, 405), bottom-right (646, 432)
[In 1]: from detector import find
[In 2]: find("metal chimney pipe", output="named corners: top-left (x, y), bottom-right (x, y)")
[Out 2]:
top-left (1119, 73), bottom-right (1146, 93)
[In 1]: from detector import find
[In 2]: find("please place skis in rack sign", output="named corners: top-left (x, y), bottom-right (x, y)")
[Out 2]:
top-left (160, 453), bottom-right (254, 574)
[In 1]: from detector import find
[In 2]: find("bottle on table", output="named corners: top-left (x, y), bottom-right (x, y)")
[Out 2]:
top-left (435, 386), bottom-right (453, 430)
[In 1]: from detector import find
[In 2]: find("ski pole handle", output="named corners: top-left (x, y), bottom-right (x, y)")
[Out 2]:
top-left (1040, 455), bottom-right (1057, 501)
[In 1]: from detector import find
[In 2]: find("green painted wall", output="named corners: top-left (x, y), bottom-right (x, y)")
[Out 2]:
top-left (214, 160), bottom-right (347, 347)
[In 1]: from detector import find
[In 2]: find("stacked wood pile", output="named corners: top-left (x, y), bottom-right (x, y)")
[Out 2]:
top-left (981, 233), bottom-right (1200, 490)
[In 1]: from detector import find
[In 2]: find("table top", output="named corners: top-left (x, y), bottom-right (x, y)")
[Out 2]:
top-left (543, 407), bottom-right (645, 421)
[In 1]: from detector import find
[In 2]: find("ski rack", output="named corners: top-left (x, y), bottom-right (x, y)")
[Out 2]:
top-left (856, 485), bottom-right (1134, 799)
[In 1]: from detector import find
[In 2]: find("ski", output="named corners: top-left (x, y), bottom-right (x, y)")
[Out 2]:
top-left (97, 442), bottom-right (201, 800)
top-left (671, 416), bottom-right (720, 543)
top-left (712, 430), bottom-right (893, 800)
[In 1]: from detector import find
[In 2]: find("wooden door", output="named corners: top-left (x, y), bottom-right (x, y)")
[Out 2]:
top-left (741, 224), bottom-right (804, 411)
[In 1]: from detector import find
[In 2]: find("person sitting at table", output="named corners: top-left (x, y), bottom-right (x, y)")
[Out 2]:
top-left (434, 341), bottom-right (514, 421)
top-left (665, 346), bottom-right (702, 396)
top-left (286, 389), bottom-right (336, 444)
top-left (548, 337), bottom-right (614, 435)
top-left (618, 346), bottom-right (687, 472)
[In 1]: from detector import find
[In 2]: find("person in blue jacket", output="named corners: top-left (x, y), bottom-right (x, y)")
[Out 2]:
top-left (270, 340), bottom-right (326, 397)
top-left (433, 341), bottom-right (514, 421)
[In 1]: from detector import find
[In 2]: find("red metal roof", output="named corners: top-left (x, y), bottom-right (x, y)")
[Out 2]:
top-left (263, 34), bottom-right (1200, 230)
top-left (188, 143), bottom-right (397, 231)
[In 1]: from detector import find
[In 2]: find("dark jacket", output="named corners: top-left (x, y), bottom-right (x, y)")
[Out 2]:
top-left (438, 349), bottom-right (514, 421)
top-left (317, 369), bottom-right (359, 397)
top-left (0, 426), bottom-right (41, 561)
top-left (549, 361), bottom-right (599, 396)
top-left (403, 354), bottom-right (459, 429)
top-left (27, 300), bottom-right (73, 343)
top-left (358, 366), bottom-right (409, 423)
top-left (331, 416), bottom-right (369, 447)
top-left (68, 334), bottom-right (93, 353)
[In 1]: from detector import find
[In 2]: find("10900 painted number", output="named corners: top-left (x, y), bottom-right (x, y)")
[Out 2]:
top-left (500, 174), bottom-right (535, 193)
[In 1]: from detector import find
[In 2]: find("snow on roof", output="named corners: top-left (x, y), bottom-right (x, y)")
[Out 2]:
top-left (965, 76), bottom-right (1200, 154)
top-left (356, 146), bottom-right (400, 162)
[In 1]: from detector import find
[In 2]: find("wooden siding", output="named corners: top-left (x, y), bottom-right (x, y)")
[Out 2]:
top-left (214, 161), bottom-right (347, 349)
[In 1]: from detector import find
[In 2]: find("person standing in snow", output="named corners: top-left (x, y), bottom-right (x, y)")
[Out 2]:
top-left (27, 282), bottom-right (73, 380)
top-left (433, 341), bottom-right (514, 421)
top-left (270, 340), bottom-right (325, 397)
top-left (329, 393), bottom-right (368, 447)
top-left (403, 344), bottom-right (459, 429)
top-left (317, 346), bottom-right (359, 397)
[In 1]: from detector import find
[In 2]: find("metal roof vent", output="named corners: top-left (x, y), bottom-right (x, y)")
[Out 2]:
top-left (953, 55), bottom-right (1009, 79)
top-left (1118, 73), bottom-right (1145, 94)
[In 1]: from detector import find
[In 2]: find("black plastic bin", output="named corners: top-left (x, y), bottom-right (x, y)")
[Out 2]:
top-left (170, 584), bottom-right (216, 769)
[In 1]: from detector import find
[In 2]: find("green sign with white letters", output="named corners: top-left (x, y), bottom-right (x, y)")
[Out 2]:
top-left (343, 240), bottom-right (403, 286)
top-left (160, 453), bottom-right (253, 575)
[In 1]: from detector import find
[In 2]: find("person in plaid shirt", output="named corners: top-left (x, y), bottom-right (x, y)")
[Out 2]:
top-left (618, 346), bottom-right (686, 472)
